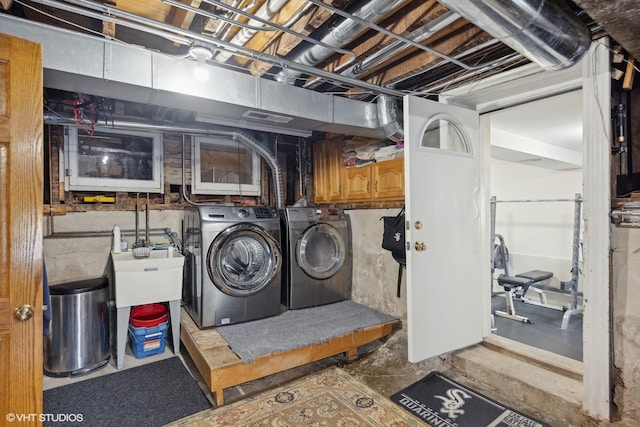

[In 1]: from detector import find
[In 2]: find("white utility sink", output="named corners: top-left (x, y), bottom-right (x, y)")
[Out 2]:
top-left (112, 250), bottom-right (184, 308)
top-left (111, 250), bottom-right (185, 369)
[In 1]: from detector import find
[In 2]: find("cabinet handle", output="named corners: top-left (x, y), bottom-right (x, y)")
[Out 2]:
top-left (375, 181), bottom-right (378, 192)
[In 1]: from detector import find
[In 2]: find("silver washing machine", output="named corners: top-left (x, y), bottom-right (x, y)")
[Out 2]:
top-left (281, 207), bottom-right (352, 309)
top-left (182, 205), bottom-right (282, 328)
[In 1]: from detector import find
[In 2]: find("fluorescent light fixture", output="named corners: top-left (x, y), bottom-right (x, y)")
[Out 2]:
top-left (195, 113), bottom-right (313, 137)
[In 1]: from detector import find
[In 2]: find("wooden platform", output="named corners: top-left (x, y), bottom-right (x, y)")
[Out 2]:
top-left (180, 308), bottom-right (400, 406)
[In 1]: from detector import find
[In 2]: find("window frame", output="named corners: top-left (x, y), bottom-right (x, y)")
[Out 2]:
top-left (64, 126), bottom-right (164, 193)
top-left (191, 136), bottom-right (261, 196)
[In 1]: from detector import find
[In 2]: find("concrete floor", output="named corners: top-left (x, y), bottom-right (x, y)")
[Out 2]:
top-left (42, 327), bottom-right (432, 416)
top-left (45, 325), bottom-right (632, 426)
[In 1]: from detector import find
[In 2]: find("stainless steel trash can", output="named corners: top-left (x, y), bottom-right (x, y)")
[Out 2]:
top-left (44, 277), bottom-right (111, 376)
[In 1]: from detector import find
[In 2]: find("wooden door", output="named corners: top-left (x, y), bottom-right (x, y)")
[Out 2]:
top-left (0, 33), bottom-right (44, 422)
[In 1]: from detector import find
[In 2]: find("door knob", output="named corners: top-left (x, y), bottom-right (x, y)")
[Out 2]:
top-left (14, 304), bottom-right (35, 321)
top-left (414, 241), bottom-right (427, 252)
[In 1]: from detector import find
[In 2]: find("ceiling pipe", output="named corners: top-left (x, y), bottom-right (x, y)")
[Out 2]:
top-left (376, 95), bottom-right (404, 142)
top-left (338, 11), bottom-right (460, 81)
top-left (436, 0), bottom-right (591, 71)
top-left (26, 0), bottom-right (405, 97)
top-left (205, 0), bottom-right (287, 64)
top-left (275, 0), bottom-right (406, 84)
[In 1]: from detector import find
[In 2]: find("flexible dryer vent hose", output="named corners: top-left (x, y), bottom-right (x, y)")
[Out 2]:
top-left (234, 131), bottom-right (285, 209)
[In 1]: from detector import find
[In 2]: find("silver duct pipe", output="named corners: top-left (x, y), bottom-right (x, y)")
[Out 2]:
top-left (376, 95), bottom-right (404, 142)
top-left (208, 0), bottom-right (288, 63)
top-left (26, 0), bottom-right (405, 97)
top-left (44, 113), bottom-right (285, 209)
top-left (339, 11), bottom-right (460, 81)
top-left (172, 0), bottom-right (357, 65)
top-left (275, 0), bottom-right (406, 84)
top-left (436, 0), bottom-right (591, 71)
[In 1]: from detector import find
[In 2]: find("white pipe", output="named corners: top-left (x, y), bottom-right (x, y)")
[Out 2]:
top-left (213, 0), bottom-right (289, 63)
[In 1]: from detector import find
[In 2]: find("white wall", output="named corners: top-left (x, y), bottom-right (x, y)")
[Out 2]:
top-left (490, 159), bottom-right (582, 282)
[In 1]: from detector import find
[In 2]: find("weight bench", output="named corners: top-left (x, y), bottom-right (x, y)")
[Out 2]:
top-left (494, 270), bottom-right (553, 324)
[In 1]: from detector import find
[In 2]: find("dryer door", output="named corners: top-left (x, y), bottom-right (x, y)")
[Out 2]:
top-left (296, 223), bottom-right (345, 280)
top-left (207, 223), bottom-right (282, 296)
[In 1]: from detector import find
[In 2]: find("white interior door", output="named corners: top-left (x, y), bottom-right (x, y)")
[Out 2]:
top-left (404, 95), bottom-right (485, 362)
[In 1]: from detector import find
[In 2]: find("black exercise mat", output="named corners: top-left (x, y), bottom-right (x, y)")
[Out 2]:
top-left (43, 357), bottom-right (211, 427)
top-left (390, 371), bottom-right (549, 427)
top-left (491, 295), bottom-right (583, 361)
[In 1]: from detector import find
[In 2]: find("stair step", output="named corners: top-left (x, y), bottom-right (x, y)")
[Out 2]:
top-left (448, 337), bottom-right (586, 427)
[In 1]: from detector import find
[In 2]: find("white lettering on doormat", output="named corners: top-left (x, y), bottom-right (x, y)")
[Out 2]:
top-left (435, 388), bottom-right (472, 419)
top-left (397, 394), bottom-right (457, 427)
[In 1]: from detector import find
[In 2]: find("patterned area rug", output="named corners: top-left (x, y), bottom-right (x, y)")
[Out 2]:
top-left (166, 367), bottom-right (422, 426)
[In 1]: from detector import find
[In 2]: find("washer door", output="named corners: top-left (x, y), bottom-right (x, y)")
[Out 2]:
top-left (296, 223), bottom-right (345, 280)
top-left (207, 223), bottom-right (281, 296)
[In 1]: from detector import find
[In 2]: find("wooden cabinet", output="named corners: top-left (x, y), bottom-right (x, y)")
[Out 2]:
top-left (344, 167), bottom-right (372, 201)
top-left (373, 157), bottom-right (404, 199)
top-left (313, 137), bottom-right (345, 203)
top-left (312, 141), bottom-right (328, 203)
top-left (314, 137), bottom-right (404, 204)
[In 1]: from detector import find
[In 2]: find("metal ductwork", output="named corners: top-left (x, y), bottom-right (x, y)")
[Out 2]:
top-left (274, 0), bottom-right (406, 84)
top-left (376, 95), bottom-right (404, 142)
top-left (436, 0), bottom-right (591, 71)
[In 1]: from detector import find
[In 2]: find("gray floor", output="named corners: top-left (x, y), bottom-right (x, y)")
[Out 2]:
top-left (491, 294), bottom-right (583, 361)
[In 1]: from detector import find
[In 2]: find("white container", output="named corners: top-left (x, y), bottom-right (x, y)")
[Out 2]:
top-left (112, 225), bottom-right (122, 254)
top-left (167, 246), bottom-right (175, 258)
top-left (111, 251), bottom-right (185, 308)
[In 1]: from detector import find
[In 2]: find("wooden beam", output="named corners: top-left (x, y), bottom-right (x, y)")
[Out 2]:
top-left (167, 0), bottom-right (203, 31)
top-left (242, 0), bottom-right (332, 73)
top-left (320, 1), bottom-right (450, 74)
top-left (623, 56), bottom-right (636, 90)
top-left (353, 24), bottom-right (491, 91)
top-left (99, 0), bottom-right (117, 37)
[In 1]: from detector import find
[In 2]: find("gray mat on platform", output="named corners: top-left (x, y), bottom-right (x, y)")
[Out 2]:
top-left (216, 300), bottom-right (398, 363)
top-left (43, 357), bottom-right (211, 427)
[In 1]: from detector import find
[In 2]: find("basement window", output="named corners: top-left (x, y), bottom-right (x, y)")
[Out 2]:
top-left (64, 127), bottom-right (164, 193)
top-left (191, 136), bottom-right (260, 196)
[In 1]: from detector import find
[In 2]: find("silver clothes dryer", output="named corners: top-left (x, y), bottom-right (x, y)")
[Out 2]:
top-left (182, 205), bottom-right (282, 328)
top-left (281, 207), bottom-right (352, 309)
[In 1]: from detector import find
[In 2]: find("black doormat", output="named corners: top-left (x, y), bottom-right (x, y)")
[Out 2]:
top-left (43, 357), bottom-right (212, 427)
top-left (390, 372), bottom-right (549, 427)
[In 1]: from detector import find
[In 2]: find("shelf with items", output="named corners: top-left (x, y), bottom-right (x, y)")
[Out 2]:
top-left (313, 136), bottom-right (404, 204)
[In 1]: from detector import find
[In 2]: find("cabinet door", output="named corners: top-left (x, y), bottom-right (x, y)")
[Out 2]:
top-left (344, 166), bottom-right (372, 200)
top-left (326, 138), bottom-right (345, 201)
top-left (373, 157), bottom-right (404, 199)
top-left (312, 141), bottom-right (328, 203)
